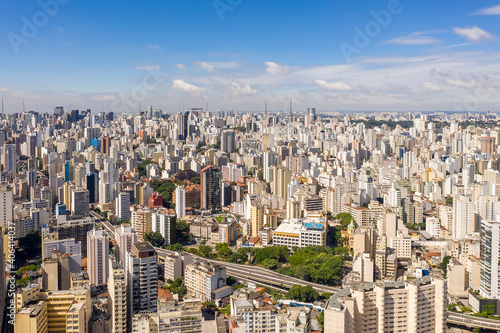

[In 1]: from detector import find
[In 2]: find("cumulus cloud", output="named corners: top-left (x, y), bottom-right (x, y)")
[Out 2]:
top-left (176, 63), bottom-right (186, 70)
top-left (147, 43), bottom-right (161, 50)
top-left (445, 78), bottom-right (480, 89)
top-left (134, 65), bottom-right (160, 71)
top-left (265, 61), bottom-right (290, 75)
top-left (230, 81), bottom-right (257, 95)
top-left (422, 82), bottom-right (440, 91)
top-left (453, 26), bottom-right (496, 43)
top-left (384, 35), bottom-right (440, 45)
top-left (196, 61), bottom-right (214, 72)
top-left (314, 80), bottom-right (352, 91)
top-left (92, 94), bottom-right (117, 102)
top-left (172, 80), bottom-right (206, 93)
top-left (0, 87), bottom-right (11, 92)
top-left (472, 5), bottom-right (500, 15)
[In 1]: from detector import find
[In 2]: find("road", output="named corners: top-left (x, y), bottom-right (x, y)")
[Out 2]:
top-left (91, 211), bottom-right (339, 294)
top-left (447, 312), bottom-right (500, 330)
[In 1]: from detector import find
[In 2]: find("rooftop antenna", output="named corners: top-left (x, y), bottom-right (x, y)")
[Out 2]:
top-left (289, 96), bottom-right (292, 120)
top-left (265, 102), bottom-right (267, 117)
top-left (1, 96), bottom-right (4, 115)
top-left (22, 99), bottom-right (25, 113)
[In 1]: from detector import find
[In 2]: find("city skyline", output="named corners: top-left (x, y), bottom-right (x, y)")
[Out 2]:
top-left (1, 1), bottom-right (500, 113)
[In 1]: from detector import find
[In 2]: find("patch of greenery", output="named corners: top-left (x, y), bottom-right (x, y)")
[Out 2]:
top-left (439, 256), bottom-right (452, 275)
top-left (144, 232), bottom-right (165, 247)
top-left (166, 278), bottom-right (187, 299)
top-left (284, 285), bottom-right (319, 303)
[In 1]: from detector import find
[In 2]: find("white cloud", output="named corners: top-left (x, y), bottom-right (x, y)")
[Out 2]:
top-left (453, 26), bottom-right (496, 43)
top-left (314, 80), bottom-right (352, 91)
top-left (176, 63), bottom-right (186, 70)
top-left (196, 61), bottom-right (214, 72)
top-left (472, 5), bottom-right (500, 15)
top-left (147, 43), bottom-right (161, 50)
top-left (265, 61), bottom-right (290, 75)
top-left (384, 35), bottom-right (440, 45)
top-left (445, 78), bottom-right (480, 89)
top-left (422, 82), bottom-right (440, 91)
top-left (92, 94), bottom-right (117, 102)
top-left (230, 81), bottom-right (257, 95)
top-left (134, 65), bottom-right (160, 71)
top-left (172, 80), bottom-right (206, 93)
top-left (0, 88), bottom-right (11, 92)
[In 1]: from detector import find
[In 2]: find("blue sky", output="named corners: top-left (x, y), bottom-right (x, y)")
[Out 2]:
top-left (1, 0), bottom-right (500, 113)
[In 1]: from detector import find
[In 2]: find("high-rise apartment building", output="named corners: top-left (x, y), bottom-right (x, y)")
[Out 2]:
top-left (0, 184), bottom-right (13, 227)
top-left (221, 130), bottom-right (235, 153)
top-left (480, 220), bottom-right (500, 299)
top-left (71, 188), bottom-right (89, 217)
top-left (324, 276), bottom-right (447, 333)
top-left (116, 192), bottom-right (131, 221)
top-left (175, 185), bottom-right (186, 219)
top-left (87, 228), bottom-right (109, 286)
top-left (108, 258), bottom-right (127, 333)
top-left (184, 260), bottom-right (227, 301)
top-left (115, 224), bottom-right (137, 264)
top-left (200, 165), bottom-right (221, 211)
top-left (126, 242), bottom-right (157, 328)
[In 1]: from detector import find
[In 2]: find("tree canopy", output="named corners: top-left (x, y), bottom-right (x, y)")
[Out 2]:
top-left (284, 285), bottom-right (319, 303)
top-left (144, 232), bottom-right (165, 247)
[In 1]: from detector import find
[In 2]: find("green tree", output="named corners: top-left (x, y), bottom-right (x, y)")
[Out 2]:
top-left (334, 246), bottom-right (350, 256)
top-left (167, 278), bottom-right (187, 299)
top-left (18, 230), bottom-right (41, 256)
top-left (261, 258), bottom-right (279, 269)
top-left (285, 285), bottom-right (319, 303)
top-left (191, 176), bottom-right (200, 184)
top-left (335, 213), bottom-right (355, 229)
top-left (439, 256), bottom-right (452, 275)
top-left (176, 220), bottom-right (190, 244)
top-left (144, 232), bottom-right (165, 247)
top-left (445, 197), bottom-right (453, 205)
top-left (203, 301), bottom-right (217, 309)
top-left (317, 311), bottom-right (324, 328)
top-left (199, 245), bottom-right (212, 258)
top-left (215, 243), bottom-right (232, 257)
top-left (165, 243), bottom-right (184, 251)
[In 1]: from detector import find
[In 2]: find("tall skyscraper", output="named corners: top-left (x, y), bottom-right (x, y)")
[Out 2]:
top-left (71, 188), bottom-right (89, 217)
top-left (175, 185), bottom-right (186, 219)
top-left (101, 136), bottom-right (111, 155)
top-left (115, 224), bottom-right (137, 264)
top-left (85, 172), bottom-right (98, 203)
top-left (87, 228), bottom-right (110, 286)
top-left (126, 242), bottom-right (157, 329)
top-left (463, 163), bottom-right (475, 188)
top-left (200, 165), bottom-right (221, 211)
top-left (221, 130), bottom-right (235, 153)
top-left (176, 112), bottom-right (188, 140)
top-left (3, 143), bottom-right (16, 178)
top-left (0, 184), bottom-right (13, 227)
top-left (480, 220), bottom-right (500, 299)
top-left (453, 194), bottom-right (476, 239)
top-left (116, 192), bottom-right (131, 221)
top-left (108, 258), bottom-right (127, 333)
top-left (271, 166), bottom-right (291, 201)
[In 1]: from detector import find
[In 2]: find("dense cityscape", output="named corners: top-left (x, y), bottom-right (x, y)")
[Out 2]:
top-left (0, 107), bottom-right (498, 332)
top-left (3, 0), bottom-right (500, 332)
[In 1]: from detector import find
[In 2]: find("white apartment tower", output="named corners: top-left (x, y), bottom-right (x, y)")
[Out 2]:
top-left (115, 224), bottom-right (137, 264)
top-left (324, 276), bottom-right (447, 333)
top-left (87, 228), bottom-right (110, 286)
top-left (480, 220), bottom-right (500, 299)
top-left (175, 185), bottom-right (186, 219)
